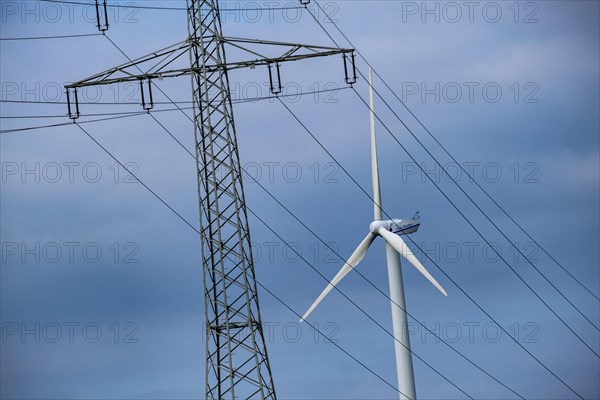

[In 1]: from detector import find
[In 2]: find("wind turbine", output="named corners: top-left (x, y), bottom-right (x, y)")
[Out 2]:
top-left (300, 68), bottom-right (448, 400)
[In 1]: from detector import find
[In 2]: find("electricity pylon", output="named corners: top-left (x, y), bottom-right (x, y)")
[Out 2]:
top-left (65, 1), bottom-right (355, 399)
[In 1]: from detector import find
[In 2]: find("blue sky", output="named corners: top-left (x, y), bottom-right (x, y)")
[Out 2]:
top-left (1, 1), bottom-right (599, 399)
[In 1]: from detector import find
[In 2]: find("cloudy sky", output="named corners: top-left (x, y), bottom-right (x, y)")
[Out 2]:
top-left (1, 1), bottom-right (599, 399)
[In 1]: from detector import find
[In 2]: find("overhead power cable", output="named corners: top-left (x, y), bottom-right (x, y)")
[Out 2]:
top-left (0, 87), bottom-right (348, 110)
top-left (0, 107), bottom-right (193, 119)
top-left (37, 0), bottom-right (304, 11)
top-left (0, 112), bottom-right (145, 134)
top-left (308, 0), bottom-right (600, 303)
top-left (74, 122), bottom-right (199, 234)
top-left (0, 33), bottom-right (102, 41)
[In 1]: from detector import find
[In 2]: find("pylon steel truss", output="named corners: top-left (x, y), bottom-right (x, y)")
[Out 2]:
top-left (66, 1), bottom-right (355, 399)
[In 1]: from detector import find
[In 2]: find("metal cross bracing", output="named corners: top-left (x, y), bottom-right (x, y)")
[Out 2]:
top-left (65, 1), bottom-right (355, 399)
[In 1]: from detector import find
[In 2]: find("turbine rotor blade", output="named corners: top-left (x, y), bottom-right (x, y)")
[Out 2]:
top-left (369, 68), bottom-right (383, 220)
top-left (300, 232), bottom-right (377, 322)
top-left (378, 227), bottom-right (448, 296)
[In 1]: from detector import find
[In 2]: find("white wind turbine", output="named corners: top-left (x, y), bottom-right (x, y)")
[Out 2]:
top-left (300, 68), bottom-right (448, 400)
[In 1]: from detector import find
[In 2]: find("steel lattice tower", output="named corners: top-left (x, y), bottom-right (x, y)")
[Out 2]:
top-left (65, 1), bottom-right (355, 398)
top-left (188, 2), bottom-right (276, 398)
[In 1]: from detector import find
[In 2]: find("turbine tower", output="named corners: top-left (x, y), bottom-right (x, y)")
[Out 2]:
top-left (64, 1), bottom-right (355, 399)
top-left (300, 69), bottom-right (448, 400)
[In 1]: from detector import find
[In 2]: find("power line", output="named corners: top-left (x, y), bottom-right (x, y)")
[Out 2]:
top-left (309, 0), bottom-right (600, 304)
top-left (75, 122), bottom-right (200, 234)
top-left (38, 0), bottom-right (185, 9)
top-left (1, 99), bottom-right (150, 105)
top-left (0, 33), bottom-right (103, 41)
top-left (0, 120), bottom-right (73, 133)
top-left (0, 112), bottom-right (145, 134)
top-left (0, 107), bottom-right (193, 119)
top-left (36, 0), bottom-right (304, 11)
top-left (277, 98), bottom-right (585, 399)
top-left (0, 87), bottom-right (349, 109)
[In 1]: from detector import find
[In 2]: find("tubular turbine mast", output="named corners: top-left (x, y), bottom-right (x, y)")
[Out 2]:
top-left (65, 1), bottom-right (355, 399)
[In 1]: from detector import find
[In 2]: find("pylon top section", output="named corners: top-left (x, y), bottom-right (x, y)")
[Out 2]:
top-left (65, 37), bottom-right (354, 89)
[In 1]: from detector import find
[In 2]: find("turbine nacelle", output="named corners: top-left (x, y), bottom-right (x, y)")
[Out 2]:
top-left (369, 217), bottom-right (420, 236)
